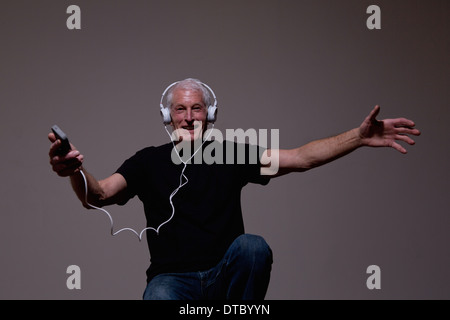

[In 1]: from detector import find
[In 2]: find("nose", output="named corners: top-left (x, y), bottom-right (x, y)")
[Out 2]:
top-left (185, 108), bottom-right (193, 122)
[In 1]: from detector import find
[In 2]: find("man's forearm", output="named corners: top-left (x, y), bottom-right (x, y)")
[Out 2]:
top-left (70, 167), bottom-right (105, 208)
top-left (267, 106), bottom-right (420, 177)
top-left (295, 128), bottom-right (362, 170)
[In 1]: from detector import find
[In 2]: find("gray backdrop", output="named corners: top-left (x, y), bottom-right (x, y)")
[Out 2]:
top-left (1, 0), bottom-right (448, 299)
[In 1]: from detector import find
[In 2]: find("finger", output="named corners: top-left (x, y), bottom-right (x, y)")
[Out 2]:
top-left (50, 150), bottom-right (81, 166)
top-left (69, 142), bottom-right (77, 151)
top-left (393, 118), bottom-right (415, 128)
top-left (52, 158), bottom-right (79, 171)
top-left (391, 141), bottom-right (407, 154)
top-left (76, 154), bottom-right (84, 164)
top-left (396, 134), bottom-right (415, 145)
top-left (56, 162), bottom-right (83, 177)
top-left (52, 158), bottom-right (83, 176)
top-left (396, 127), bottom-right (421, 136)
top-left (67, 150), bottom-right (81, 158)
top-left (48, 132), bottom-right (56, 143)
top-left (49, 139), bottom-right (61, 158)
top-left (367, 105), bottom-right (381, 122)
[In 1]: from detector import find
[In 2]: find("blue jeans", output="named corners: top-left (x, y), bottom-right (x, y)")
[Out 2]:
top-left (143, 234), bottom-right (273, 300)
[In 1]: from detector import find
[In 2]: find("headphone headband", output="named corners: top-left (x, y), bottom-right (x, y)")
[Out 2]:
top-left (159, 80), bottom-right (218, 125)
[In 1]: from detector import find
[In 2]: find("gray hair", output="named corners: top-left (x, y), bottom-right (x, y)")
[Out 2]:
top-left (166, 78), bottom-right (213, 109)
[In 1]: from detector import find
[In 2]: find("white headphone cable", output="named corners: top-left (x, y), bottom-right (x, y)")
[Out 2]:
top-left (160, 124), bottom-right (214, 233)
top-left (78, 124), bottom-right (214, 241)
top-left (79, 169), bottom-right (148, 239)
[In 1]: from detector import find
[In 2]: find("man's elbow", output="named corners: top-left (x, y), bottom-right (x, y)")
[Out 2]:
top-left (82, 192), bottom-right (107, 209)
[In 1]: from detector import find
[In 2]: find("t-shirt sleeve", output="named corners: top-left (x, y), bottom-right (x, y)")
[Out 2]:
top-left (115, 148), bottom-right (151, 198)
top-left (246, 143), bottom-right (271, 186)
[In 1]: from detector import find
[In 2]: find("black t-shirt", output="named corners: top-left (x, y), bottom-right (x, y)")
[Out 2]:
top-left (115, 140), bottom-right (270, 282)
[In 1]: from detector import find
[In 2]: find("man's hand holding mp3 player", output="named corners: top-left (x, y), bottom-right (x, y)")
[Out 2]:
top-left (49, 125), bottom-right (84, 177)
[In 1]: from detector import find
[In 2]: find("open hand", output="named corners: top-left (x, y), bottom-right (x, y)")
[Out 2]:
top-left (358, 105), bottom-right (421, 154)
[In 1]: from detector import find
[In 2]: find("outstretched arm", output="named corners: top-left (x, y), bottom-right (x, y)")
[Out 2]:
top-left (261, 105), bottom-right (421, 177)
top-left (48, 132), bottom-right (130, 208)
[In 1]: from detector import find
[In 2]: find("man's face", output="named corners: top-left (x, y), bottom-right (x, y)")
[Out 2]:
top-left (170, 88), bottom-right (207, 142)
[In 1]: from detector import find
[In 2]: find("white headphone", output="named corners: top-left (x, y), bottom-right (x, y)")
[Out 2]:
top-left (159, 80), bottom-right (218, 125)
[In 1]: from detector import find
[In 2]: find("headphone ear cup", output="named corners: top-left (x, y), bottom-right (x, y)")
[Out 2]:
top-left (207, 105), bottom-right (217, 123)
top-left (160, 105), bottom-right (172, 125)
